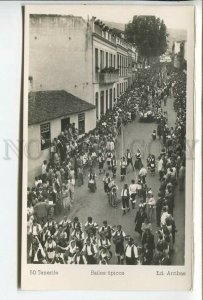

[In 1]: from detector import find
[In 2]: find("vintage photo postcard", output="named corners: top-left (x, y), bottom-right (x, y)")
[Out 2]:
top-left (21, 3), bottom-right (195, 291)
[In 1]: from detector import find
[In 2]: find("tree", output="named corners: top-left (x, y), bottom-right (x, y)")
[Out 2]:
top-left (125, 16), bottom-right (168, 64)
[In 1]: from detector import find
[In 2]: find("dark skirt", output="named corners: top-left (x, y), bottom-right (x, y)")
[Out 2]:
top-left (99, 162), bottom-right (104, 169)
top-left (115, 242), bottom-right (124, 255)
top-left (135, 219), bottom-right (143, 234)
top-left (122, 196), bottom-right (130, 209)
top-left (120, 167), bottom-right (126, 176)
top-left (134, 159), bottom-right (142, 170)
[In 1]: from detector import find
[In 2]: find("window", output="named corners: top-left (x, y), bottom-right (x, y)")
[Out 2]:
top-left (78, 112), bottom-right (85, 135)
top-left (110, 54), bottom-right (112, 67)
top-left (117, 54), bottom-right (120, 75)
top-left (95, 92), bottom-right (99, 119)
top-left (100, 50), bottom-right (104, 69)
top-left (106, 90), bottom-right (108, 112)
top-left (114, 88), bottom-right (116, 102)
top-left (100, 91), bottom-right (104, 115)
top-left (95, 48), bottom-right (99, 72)
top-left (61, 117), bottom-right (70, 132)
top-left (117, 83), bottom-right (119, 97)
top-left (40, 123), bottom-right (51, 150)
top-left (114, 55), bottom-right (116, 68)
top-left (109, 89), bottom-right (113, 110)
top-left (106, 52), bottom-right (108, 68)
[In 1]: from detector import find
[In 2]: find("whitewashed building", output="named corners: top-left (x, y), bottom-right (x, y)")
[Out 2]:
top-left (28, 90), bottom-right (95, 184)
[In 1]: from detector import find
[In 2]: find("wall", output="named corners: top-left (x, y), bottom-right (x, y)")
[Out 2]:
top-left (85, 108), bottom-right (96, 132)
top-left (28, 109), bottom-right (96, 185)
top-left (29, 15), bottom-right (94, 104)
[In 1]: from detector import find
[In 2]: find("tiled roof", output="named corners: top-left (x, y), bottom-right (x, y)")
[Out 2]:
top-left (28, 90), bottom-right (95, 125)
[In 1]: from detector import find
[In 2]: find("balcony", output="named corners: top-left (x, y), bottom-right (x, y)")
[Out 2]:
top-left (99, 68), bottom-right (119, 84)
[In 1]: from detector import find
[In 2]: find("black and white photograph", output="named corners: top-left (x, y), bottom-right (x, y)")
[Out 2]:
top-left (21, 4), bottom-right (195, 291)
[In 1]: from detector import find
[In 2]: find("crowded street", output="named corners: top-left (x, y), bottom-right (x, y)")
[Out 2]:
top-left (58, 94), bottom-right (185, 265)
top-left (27, 66), bottom-right (186, 266)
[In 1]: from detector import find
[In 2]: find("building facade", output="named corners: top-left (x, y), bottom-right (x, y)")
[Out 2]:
top-left (28, 90), bottom-right (96, 184)
top-left (29, 15), bottom-right (93, 103)
top-left (92, 19), bottom-right (130, 119)
top-left (29, 14), bottom-right (137, 120)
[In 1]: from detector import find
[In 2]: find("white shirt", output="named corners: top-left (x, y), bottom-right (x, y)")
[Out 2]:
top-left (147, 197), bottom-right (156, 206)
top-left (161, 212), bottom-right (169, 226)
top-left (67, 244), bottom-right (77, 255)
top-left (121, 189), bottom-right (129, 197)
top-left (139, 168), bottom-right (147, 176)
top-left (125, 245), bottom-right (138, 258)
top-left (110, 141), bottom-right (114, 150)
top-left (129, 184), bottom-right (137, 194)
top-left (98, 238), bottom-right (111, 248)
top-left (83, 244), bottom-right (97, 255)
top-left (120, 161), bottom-right (127, 167)
top-left (127, 152), bottom-right (131, 159)
top-left (158, 159), bottom-right (163, 171)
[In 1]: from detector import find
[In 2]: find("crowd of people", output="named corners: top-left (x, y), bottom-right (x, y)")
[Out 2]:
top-left (27, 65), bottom-right (186, 265)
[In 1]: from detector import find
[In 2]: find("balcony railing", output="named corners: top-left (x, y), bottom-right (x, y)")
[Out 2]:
top-left (99, 68), bottom-right (119, 84)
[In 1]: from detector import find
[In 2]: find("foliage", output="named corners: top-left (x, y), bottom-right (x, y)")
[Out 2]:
top-left (125, 16), bottom-right (168, 59)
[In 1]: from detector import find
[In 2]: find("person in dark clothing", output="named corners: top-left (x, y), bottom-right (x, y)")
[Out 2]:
top-left (142, 229), bottom-right (155, 252)
top-left (166, 215), bottom-right (177, 244)
top-left (135, 207), bottom-right (147, 236)
top-left (156, 194), bottom-right (164, 226)
top-left (165, 194), bottom-right (174, 216)
top-left (142, 243), bottom-right (153, 265)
